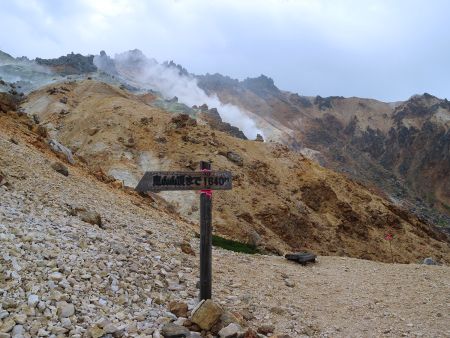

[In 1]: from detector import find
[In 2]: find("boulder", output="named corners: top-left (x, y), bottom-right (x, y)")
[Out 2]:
top-left (0, 170), bottom-right (7, 187)
top-left (34, 125), bottom-right (48, 138)
top-left (255, 134), bottom-right (264, 142)
top-left (257, 324), bottom-right (275, 335)
top-left (219, 311), bottom-right (242, 328)
top-left (242, 328), bottom-right (258, 338)
top-left (86, 325), bottom-right (105, 338)
top-left (218, 323), bottom-right (241, 338)
top-left (69, 206), bottom-right (102, 227)
top-left (226, 151), bottom-right (243, 166)
top-left (285, 252), bottom-right (316, 265)
top-left (161, 323), bottom-right (190, 338)
top-left (79, 210), bottom-right (102, 226)
top-left (190, 299), bottom-right (224, 330)
top-left (48, 139), bottom-right (75, 164)
top-left (423, 257), bottom-right (436, 265)
top-left (51, 162), bottom-right (69, 176)
top-left (180, 242), bottom-right (195, 256)
top-left (171, 114), bottom-right (197, 128)
top-left (0, 318), bottom-right (15, 333)
top-left (0, 92), bottom-right (18, 113)
top-left (57, 301), bottom-right (75, 318)
top-left (169, 301), bottom-right (189, 318)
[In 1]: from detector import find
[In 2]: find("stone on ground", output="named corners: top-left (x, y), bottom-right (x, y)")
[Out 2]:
top-left (191, 299), bottom-right (224, 330)
top-left (169, 300), bottom-right (189, 318)
top-left (161, 322), bottom-right (191, 337)
top-left (51, 161), bottom-right (69, 176)
top-left (218, 323), bottom-right (241, 338)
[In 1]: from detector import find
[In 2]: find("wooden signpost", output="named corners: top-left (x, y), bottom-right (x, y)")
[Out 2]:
top-left (136, 161), bottom-right (232, 300)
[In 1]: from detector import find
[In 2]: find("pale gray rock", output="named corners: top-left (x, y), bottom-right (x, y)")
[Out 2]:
top-left (57, 302), bottom-right (75, 318)
top-left (48, 139), bottom-right (75, 164)
top-left (218, 323), bottom-right (241, 338)
top-left (27, 295), bottom-right (39, 307)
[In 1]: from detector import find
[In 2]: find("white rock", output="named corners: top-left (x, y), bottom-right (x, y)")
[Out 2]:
top-left (49, 272), bottom-right (63, 281)
top-left (12, 324), bottom-right (24, 337)
top-left (27, 294), bottom-right (39, 307)
top-left (60, 318), bottom-right (72, 329)
top-left (218, 323), bottom-right (241, 338)
top-left (57, 302), bottom-right (75, 318)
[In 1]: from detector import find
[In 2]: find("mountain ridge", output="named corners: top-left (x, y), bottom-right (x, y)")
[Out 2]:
top-left (1, 48), bottom-right (449, 228)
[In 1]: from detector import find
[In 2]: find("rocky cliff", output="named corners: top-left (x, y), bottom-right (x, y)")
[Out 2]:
top-left (197, 74), bottom-right (450, 227)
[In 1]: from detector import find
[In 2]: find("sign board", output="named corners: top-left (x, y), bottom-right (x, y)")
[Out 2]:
top-left (135, 171), bottom-right (232, 192)
top-left (136, 162), bottom-right (231, 301)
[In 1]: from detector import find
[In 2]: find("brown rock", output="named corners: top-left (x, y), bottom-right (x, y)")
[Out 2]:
top-left (140, 117), bottom-right (153, 125)
top-left (87, 127), bottom-right (99, 136)
top-left (69, 206), bottom-right (102, 226)
top-left (86, 325), bottom-right (105, 338)
top-left (257, 324), bottom-right (275, 335)
top-left (255, 133), bottom-right (264, 142)
top-left (242, 328), bottom-right (258, 338)
top-left (161, 323), bottom-right (190, 337)
top-left (219, 311), bottom-right (242, 328)
top-left (35, 125), bottom-right (48, 138)
top-left (226, 151), bottom-right (243, 166)
top-left (180, 242), bottom-right (195, 256)
top-left (80, 210), bottom-right (102, 226)
top-left (187, 323), bottom-right (201, 332)
top-left (191, 299), bottom-right (223, 330)
top-left (51, 162), bottom-right (69, 176)
top-left (171, 114), bottom-right (197, 128)
top-left (169, 300), bottom-right (188, 318)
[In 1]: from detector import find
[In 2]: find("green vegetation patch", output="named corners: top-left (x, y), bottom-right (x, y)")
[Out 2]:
top-left (212, 235), bottom-right (258, 254)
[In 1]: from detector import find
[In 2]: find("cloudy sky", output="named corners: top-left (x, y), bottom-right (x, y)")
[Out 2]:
top-left (0, 0), bottom-right (449, 101)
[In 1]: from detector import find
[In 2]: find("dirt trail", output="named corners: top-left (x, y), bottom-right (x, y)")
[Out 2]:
top-left (211, 251), bottom-right (450, 337)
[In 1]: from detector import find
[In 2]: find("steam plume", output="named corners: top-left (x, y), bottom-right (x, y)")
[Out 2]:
top-left (94, 50), bottom-right (262, 139)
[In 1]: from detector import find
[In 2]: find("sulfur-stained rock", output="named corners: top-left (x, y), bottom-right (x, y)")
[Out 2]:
top-left (190, 299), bottom-right (224, 330)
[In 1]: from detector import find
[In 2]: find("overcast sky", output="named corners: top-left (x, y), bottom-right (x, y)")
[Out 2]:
top-left (0, 0), bottom-right (449, 101)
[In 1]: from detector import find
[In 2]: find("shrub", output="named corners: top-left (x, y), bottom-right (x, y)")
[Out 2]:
top-left (212, 235), bottom-right (258, 254)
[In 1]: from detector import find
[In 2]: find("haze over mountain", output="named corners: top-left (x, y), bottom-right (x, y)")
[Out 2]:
top-left (1, 1), bottom-right (450, 102)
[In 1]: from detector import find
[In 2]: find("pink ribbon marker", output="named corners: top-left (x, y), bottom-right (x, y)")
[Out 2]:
top-left (201, 168), bottom-right (213, 198)
top-left (200, 189), bottom-right (213, 198)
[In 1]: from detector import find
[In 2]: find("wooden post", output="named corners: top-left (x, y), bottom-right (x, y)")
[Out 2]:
top-left (135, 164), bottom-right (232, 300)
top-left (199, 161), bottom-right (212, 300)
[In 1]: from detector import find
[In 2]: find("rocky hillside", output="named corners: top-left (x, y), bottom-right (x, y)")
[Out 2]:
top-left (11, 80), bottom-right (448, 265)
top-left (196, 74), bottom-right (450, 226)
top-left (1, 84), bottom-right (450, 338)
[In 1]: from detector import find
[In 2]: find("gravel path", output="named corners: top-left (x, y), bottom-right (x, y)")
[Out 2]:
top-left (212, 251), bottom-right (450, 337)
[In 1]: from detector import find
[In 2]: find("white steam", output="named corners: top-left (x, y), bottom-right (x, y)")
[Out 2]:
top-left (94, 50), bottom-right (262, 139)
